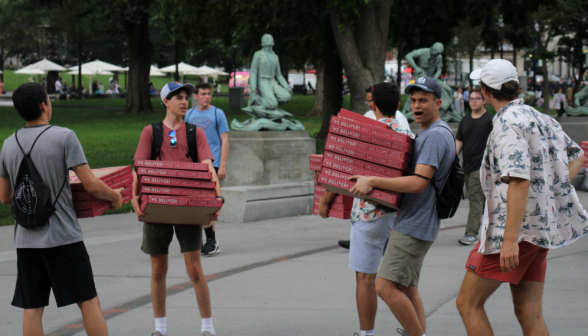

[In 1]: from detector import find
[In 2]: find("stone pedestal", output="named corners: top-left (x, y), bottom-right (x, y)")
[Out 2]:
top-left (219, 131), bottom-right (316, 223)
top-left (555, 117), bottom-right (588, 145)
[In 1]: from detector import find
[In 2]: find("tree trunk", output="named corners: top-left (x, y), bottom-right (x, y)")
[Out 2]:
top-left (542, 59), bottom-right (550, 113)
top-left (124, 0), bottom-right (153, 113)
top-left (490, 47), bottom-right (495, 59)
top-left (77, 29), bottom-right (82, 99)
top-left (328, 0), bottom-right (391, 113)
top-left (396, 46), bottom-right (402, 88)
top-left (469, 47), bottom-right (475, 88)
top-left (307, 62), bottom-right (324, 116)
top-left (174, 40), bottom-right (180, 82)
top-left (316, 23), bottom-right (343, 139)
top-left (512, 44), bottom-right (517, 69)
top-left (0, 45), bottom-right (4, 82)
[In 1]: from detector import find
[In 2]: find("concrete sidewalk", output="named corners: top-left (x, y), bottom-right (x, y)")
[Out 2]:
top-left (0, 195), bottom-right (587, 335)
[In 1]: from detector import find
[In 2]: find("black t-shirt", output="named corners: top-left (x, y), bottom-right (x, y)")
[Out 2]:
top-left (456, 111), bottom-right (493, 174)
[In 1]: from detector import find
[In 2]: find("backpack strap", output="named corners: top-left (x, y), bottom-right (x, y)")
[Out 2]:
top-left (215, 107), bottom-right (218, 133)
top-left (151, 122), bottom-right (163, 161)
top-left (14, 125), bottom-right (53, 155)
top-left (51, 172), bottom-right (68, 210)
top-left (185, 122), bottom-right (199, 163)
top-left (412, 124), bottom-right (456, 195)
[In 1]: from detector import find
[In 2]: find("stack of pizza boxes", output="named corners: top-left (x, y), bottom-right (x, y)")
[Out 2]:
top-left (135, 160), bottom-right (222, 225)
top-left (310, 154), bottom-right (353, 219)
top-left (316, 108), bottom-right (414, 211)
top-left (581, 141), bottom-right (588, 169)
top-left (70, 166), bottom-right (133, 218)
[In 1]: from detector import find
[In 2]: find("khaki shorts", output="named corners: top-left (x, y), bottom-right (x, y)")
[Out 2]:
top-left (141, 223), bottom-right (203, 255)
top-left (377, 230), bottom-right (434, 287)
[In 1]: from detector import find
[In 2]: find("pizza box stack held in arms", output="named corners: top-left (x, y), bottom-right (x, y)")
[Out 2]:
top-left (310, 154), bottom-right (353, 219)
top-left (581, 141), bottom-right (588, 168)
top-left (135, 159), bottom-right (221, 225)
top-left (69, 166), bottom-right (133, 218)
top-left (316, 108), bottom-right (414, 210)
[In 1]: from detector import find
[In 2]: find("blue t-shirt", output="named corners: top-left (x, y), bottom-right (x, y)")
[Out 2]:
top-left (185, 105), bottom-right (229, 168)
top-left (393, 119), bottom-right (455, 241)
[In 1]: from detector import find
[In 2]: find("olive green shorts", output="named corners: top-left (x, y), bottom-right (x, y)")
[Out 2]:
top-left (377, 230), bottom-right (434, 287)
top-left (141, 223), bottom-right (203, 255)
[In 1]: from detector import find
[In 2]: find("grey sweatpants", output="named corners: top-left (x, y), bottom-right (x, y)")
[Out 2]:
top-left (465, 169), bottom-right (485, 236)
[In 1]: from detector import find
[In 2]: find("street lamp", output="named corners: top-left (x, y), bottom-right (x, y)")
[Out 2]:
top-left (498, 16), bottom-right (504, 59)
top-left (453, 36), bottom-right (459, 87)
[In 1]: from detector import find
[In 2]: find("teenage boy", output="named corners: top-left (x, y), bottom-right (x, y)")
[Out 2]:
top-left (456, 88), bottom-right (493, 245)
top-left (349, 77), bottom-right (455, 336)
top-left (185, 83), bottom-right (229, 255)
top-left (456, 60), bottom-right (588, 336)
top-left (0, 83), bottom-right (123, 336)
top-left (131, 82), bottom-right (223, 336)
top-left (320, 82), bottom-right (414, 336)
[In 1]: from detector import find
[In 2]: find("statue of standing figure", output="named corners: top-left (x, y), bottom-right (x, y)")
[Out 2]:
top-left (401, 42), bottom-right (463, 122)
top-left (231, 34), bottom-right (304, 131)
top-left (565, 52), bottom-right (588, 117)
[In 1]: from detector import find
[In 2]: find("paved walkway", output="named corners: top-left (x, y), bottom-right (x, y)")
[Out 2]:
top-left (1, 195), bottom-right (587, 335)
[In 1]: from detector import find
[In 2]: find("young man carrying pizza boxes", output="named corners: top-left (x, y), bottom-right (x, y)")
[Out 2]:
top-left (131, 82), bottom-right (223, 336)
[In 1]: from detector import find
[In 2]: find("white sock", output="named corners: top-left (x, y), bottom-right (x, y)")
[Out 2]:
top-left (202, 317), bottom-right (215, 334)
top-left (361, 331), bottom-right (367, 336)
top-left (367, 330), bottom-right (375, 336)
top-left (155, 317), bottom-right (167, 335)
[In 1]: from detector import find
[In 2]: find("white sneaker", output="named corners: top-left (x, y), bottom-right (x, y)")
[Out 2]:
top-left (151, 331), bottom-right (166, 336)
top-left (202, 331), bottom-right (216, 336)
top-left (459, 235), bottom-right (479, 245)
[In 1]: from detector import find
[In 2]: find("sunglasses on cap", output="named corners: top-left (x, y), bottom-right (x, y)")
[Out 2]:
top-left (169, 130), bottom-right (177, 147)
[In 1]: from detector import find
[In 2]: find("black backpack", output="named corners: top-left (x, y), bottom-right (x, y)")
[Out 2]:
top-left (151, 122), bottom-right (199, 162)
top-left (12, 126), bottom-right (68, 228)
top-left (414, 125), bottom-right (465, 219)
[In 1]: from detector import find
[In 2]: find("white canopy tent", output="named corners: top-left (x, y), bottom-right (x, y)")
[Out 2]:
top-left (123, 65), bottom-right (166, 77)
top-left (159, 62), bottom-right (203, 82)
top-left (69, 60), bottom-right (126, 93)
top-left (183, 66), bottom-right (229, 80)
top-left (15, 58), bottom-right (67, 73)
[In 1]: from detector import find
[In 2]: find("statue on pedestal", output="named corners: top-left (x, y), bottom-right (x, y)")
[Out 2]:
top-left (231, 34), bottom-right (305, 131)
top-left (401, 42), bottom-right (463, 122)
top-left (565, 53), bottom-right (588, 116)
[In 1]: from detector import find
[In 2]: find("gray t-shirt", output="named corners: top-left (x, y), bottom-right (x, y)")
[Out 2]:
top-left (394, 119), bottom-right (455, 241)
top-left (0, 125), bottom-right (88, 248)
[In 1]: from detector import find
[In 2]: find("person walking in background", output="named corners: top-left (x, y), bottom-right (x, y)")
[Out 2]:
top-left (455, 88), bottom-right (493, 245)
top-left (54, 77), bottom-right (62, 93)
top-left (0, 82), bottom-right (6, 94)
top-left (463, 86), bottom-right (471, 114)
top-left (185, 83), bottom-right (230, 256)
top-left (553, 87), bottom-right (567, 117)
top-left (566, 87), bottom-right (574, 108)
top-left (319, 82), bottom-right (414, 336)
top-left (456, 59), bottom-right (587, 336)
top-left (454, 87), bottom-right (464, 117)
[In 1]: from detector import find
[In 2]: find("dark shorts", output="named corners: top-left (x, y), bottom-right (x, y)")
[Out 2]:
top-left (12, 241), bottom-right (97, 309)
top-left (142, 223), bottom-right (203, 255)
top-left (465, 241), bottom-right (548, 285)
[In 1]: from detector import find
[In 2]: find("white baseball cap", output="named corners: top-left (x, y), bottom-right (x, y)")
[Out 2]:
top-left (479, 59), bottom-right (519, 90)
top-left (160, 82), bottom-right (196, 102)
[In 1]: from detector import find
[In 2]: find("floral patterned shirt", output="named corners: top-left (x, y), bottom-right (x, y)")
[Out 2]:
top-left (350, 118), bottom-right (414, 223)
top-left (479, 99), bottom-right (588, 254)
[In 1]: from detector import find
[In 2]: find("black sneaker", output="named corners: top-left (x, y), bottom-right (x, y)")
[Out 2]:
top-left (338, 240), bottom-right (350, 249)
top-left (202, 239), bottom-right (220, 255)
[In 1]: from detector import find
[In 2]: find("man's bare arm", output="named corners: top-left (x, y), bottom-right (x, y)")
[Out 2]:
top-left (456, 140), bottom-right (463, 156)
top-left (218, 133), bottom-right (229, 180)
top-left (319, 190), bottom-right (337, 218)
top-left (349, 164), bottom-right (436, 196)
top-left (569, 154), bottom-right (585, 181)
top-left (500, 177), bottom-right (530, 273)
top-left (72, 164), bottom-right (122, 209)
top-left (0, 177), bottom-right (13, 205)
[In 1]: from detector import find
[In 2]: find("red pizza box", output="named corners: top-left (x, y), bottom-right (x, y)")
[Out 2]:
top-left (139, 195), bottom-right (222, 225)
top-left (136, 167), bottom-right (212, 180)
top-left (314, 171), bottom-right (320, 186)
top-left (75, 202), bottom-right (112, 218)
top-left (140, 186), bottom-right (216, 199)
top-left (337, 108), bottom-right (389, 129)
top-left (313, 190), bottom-right (354, 204)
top-left (317, 171), bottom-right (402, 210)
top-left (583, 160), bottom-right (588, 169)
top-left (325, 139), bottom-right (410, 172)
top-left (71, 180), bottom-right (132, 202)
top-left (110, 175), bottom-right (134, 189)
top-left (69, 166), bottom-right (132, 192)
top-left (140, 176), bottom-right (216, 189)
top-left (314, 185), bottom-right (326, 194)
top-left (74, 185), bottom-right (132, 210)
top-left (310, 163), bottom-right (322, 172)
top-left (328, 123), bottom-right (412, 153)
top-left (322, 151), bottom-right (404, 178)
top-left (310, 154), bottom-right (323, 164)
top-left (134, 159), bottom-right (209, 171)
top-left (327, 134), bottom-right (411, 162)
top-left (580, 141), bottom-right (588, 152)
top-left (312, 205), bottom-right (351, 219)
top-left (313, 198), bottom-right (353, 211)
top-left (330, 116), bottom-right (414, 146)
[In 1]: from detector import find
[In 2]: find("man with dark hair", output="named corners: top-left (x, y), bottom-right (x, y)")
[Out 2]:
top-left (0, 83), bottom-right (123, 336)
top-left (131, 82), bottom-right (223, 336)
top-left (350, 77), bottom-right (455, 336)
top-left (320, 82), bottom-right (414, 336)
top-left (456, 59), bottom-right (588, 336)
top-left (456, 88), bottom-right (493, 245)
top-left (185, 83), bottom-right (229, 255)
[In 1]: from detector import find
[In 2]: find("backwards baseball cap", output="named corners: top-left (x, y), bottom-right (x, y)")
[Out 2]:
top-left (160, 82), bottom-right (196, 101)
top-left (479, 59), bottom-right (518, 90)
top-left (404, 77), bottom-right (442, 99)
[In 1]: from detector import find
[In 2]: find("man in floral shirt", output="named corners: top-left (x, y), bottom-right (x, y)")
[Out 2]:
top-left (456, 60), bottom-right (587, 336)
top-left (319, 82), bottom-right (413, 336)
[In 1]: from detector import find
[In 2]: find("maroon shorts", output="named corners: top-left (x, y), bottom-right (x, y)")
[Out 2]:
top-left (465, 241), bottom-right (548, 285)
